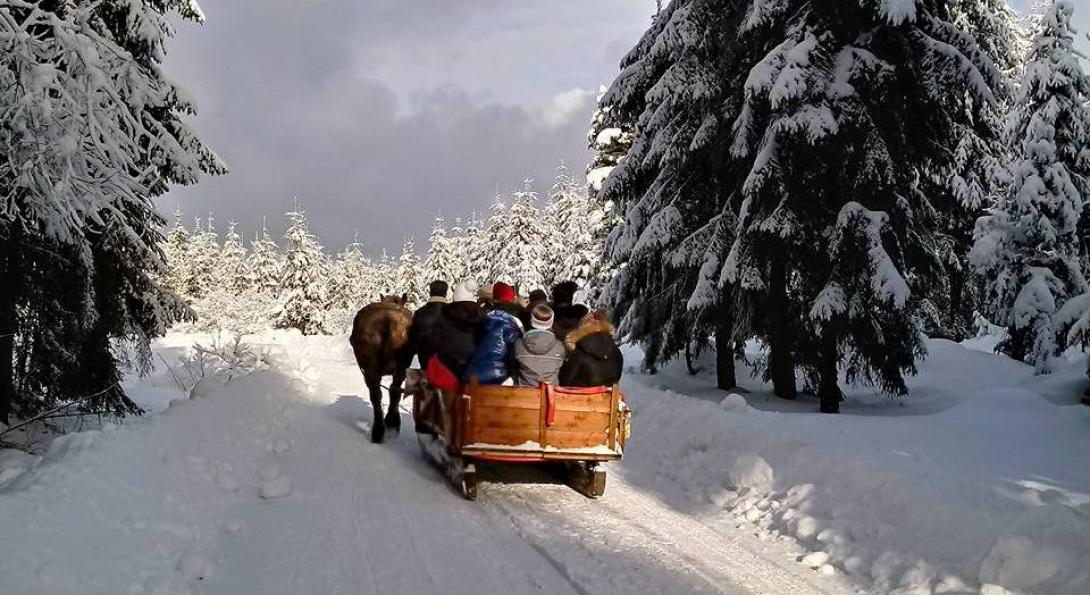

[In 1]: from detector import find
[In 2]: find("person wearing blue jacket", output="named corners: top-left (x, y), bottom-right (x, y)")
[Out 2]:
top-left (462, 282), bottom-right (524, 384)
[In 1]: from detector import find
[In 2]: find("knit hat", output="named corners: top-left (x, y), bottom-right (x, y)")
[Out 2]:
top-left (452, 280), bottom-right (478, 303)
top-left (493, 282), bottom-right (516, 304)
top-left (530, 304), bottom-right (554, 330)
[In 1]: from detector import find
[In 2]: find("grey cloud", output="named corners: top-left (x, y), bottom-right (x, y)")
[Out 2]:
top-left (162, 0), bottom-right (655, 253)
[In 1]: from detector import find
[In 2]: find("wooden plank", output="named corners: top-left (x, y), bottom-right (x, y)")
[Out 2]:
top-left (544, 430), bottom-right (609, 449)
top-left (551, 393), bottom-right (613, 414)
top-left (472, 427), bottom-right (539, 447)
top-left (550, 410), bottom-right (610, 431)
top-left (471, 407), bottom-right (540, 430)
top-left (472, 393), bottom-right (540, 411)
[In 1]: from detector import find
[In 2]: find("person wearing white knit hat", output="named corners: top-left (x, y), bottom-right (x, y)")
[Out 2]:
top-left (430, 279), bottom-right (483, 383)
top-left (452, 279), bottom-right (478, 303)
top-left (513, 304), bottom-right (565, 386)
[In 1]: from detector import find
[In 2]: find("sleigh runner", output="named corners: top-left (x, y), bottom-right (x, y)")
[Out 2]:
top-left (406, 371), bottom-right (629, 500)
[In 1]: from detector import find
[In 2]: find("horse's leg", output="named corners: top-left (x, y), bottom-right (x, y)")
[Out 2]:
top-left (384, 366), bottom-right (406, 435)
top-left (364, 370), bottom-right (386, 444)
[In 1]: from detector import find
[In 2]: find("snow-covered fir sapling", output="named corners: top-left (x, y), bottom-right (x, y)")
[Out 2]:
top-left (248, 221), bottom-right (283, 296)
top-left (395, 238), bottom-right (424, 306)
top-left (424, 217), bottom-right (465, 288)
top-left (973, 0), bottom-right (1090, 373)
top-left (219, 222), bottom-right (250, 294)
top-left (275, 208), bottom-right (330, 335)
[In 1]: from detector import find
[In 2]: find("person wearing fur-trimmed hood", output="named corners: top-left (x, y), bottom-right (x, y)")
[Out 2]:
top-left (559, 311), bottom-right (623, 388)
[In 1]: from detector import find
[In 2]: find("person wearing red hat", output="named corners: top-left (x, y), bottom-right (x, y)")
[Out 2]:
top-left (492, 281), bottom-right (516, 304)
top-left (463, 280), bottom-right (526, 384)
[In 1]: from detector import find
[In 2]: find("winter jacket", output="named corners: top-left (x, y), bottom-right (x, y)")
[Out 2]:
top-left (551, 303), bottom-right (589, 342)
top-left (435, 301), bottom-right (482, 378)
top-left (484, 300), bottom-right (532, 331)
top-left (559, 318), bottom-right (623, 388)
top-left (462, 309), bottom-right (523, 384)
top-left (513, 329), bottom-right (565, 386)
top-left (410, 298), bottom-right (446, 368)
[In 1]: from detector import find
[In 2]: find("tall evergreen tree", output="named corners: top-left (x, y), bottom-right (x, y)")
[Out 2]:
top-left (972, 0), bottom-right (1090, 371)
top-left (424, 217), bottom-right (463, 286)
top-left (483, 197), bottom-right (513, 283)
top-left (545, 164), bottom-right (605, 290)
top-left (726, 0), bottom-right (1002, 411)
top-left (597, 0), bottom-right (748, 386)
top-left (461, 213), bottom-right (488, 284)
top-left (916, 0), bottom-right (1025, 340)
top-left (275, 208), bottom-right (329, 335)
top-left (498, 179), bottom-right (549, 294)
top-left (0, 0), bottom-right (222, 420)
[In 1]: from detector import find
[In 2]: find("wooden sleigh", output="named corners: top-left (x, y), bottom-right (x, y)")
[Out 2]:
top-left (405, 371), bottom-right (630, 500)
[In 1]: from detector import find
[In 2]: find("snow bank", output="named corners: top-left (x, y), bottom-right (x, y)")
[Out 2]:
top-left (0, 345), bottom-right (307, 594)
top-left (618, 338), bottom-right (1090, 594)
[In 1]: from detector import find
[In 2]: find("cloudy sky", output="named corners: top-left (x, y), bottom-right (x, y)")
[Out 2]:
top-left (162, 0), bottom-right (1090, 254)
top-left (161, 1), bottom-right (658, 253)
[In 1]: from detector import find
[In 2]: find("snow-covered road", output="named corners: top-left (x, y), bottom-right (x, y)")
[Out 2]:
top-left (203, 335), bottom-right (852, 595)
top-left (0, 333), bottom-right (852, 595)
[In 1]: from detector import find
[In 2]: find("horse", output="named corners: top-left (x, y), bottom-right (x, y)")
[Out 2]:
top-left (349, 294), bottom-right (414, 443)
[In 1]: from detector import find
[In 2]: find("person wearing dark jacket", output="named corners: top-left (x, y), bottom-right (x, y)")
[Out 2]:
top-left (433, 280), bottom-right (482, 379)
top-left (463, 283), bottom-right (524, 384)
top-left (550, 281), bottom-right (589, 342)
top-left (559, 313), bottom-right (623, 387)
top-left (409, 280), bottom-right (448, 368)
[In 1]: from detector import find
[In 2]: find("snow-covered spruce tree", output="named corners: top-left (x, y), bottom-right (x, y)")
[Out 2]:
top-left (424, 217), bottom-right (463, 286)
top-left (329, 235), bottom-right (374, 311)
top-left (247, 221), bottom-right (282, 296)
top-left (219, 222), bottom-right (249, 294)
top-left (588, 85), bottom-right (635, 195)
top-left (275, 209), bottom-right (329, 335)
top-left (483, 197), bottom-right (513, 284)
top-left (373, 249), bottom-right (398, 297)
top-left (597, 0), bottom-right (750, 387)
top-left (460, 213), bottom-right (488, 285)
top-left (972, 0), bottom-right (1090, 371)
top-left (912, 0), bottom-right (1025, 340)
top-left (497, 180), bottom-right (549, 294)
top-left (0, 1), bottom-right (221, 420)
top-left (726, 0), bottom-right (1002, 411)
top-left (545, 164), bottom-right (605, 290)
top-left (395, 239), bottom-right (425, 306)
top-left (161, 211), bottom-right (192, 296)
top-left (187, 216), bottom-right (221, 298)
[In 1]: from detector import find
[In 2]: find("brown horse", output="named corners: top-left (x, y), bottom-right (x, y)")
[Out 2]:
top-left (349, 295), bottom-right (414, 443)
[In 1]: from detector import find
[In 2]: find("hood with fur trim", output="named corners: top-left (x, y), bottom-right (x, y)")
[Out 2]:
top-left (564, 318), bottom-right (616, 353)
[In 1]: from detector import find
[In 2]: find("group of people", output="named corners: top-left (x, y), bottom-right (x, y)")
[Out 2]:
top-left (409, 279), bottom-right (623, 391)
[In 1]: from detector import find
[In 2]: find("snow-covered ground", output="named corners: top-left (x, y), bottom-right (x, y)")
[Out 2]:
top-left (0, 330), bottom-right (1086, 594)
